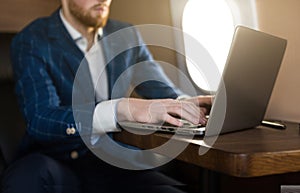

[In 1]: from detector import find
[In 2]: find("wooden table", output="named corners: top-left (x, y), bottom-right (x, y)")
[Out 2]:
top-left (114, 122), bottom-right (300, 178)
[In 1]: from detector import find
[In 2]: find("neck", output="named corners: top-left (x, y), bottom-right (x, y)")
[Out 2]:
top-left (61, 8), bottom-right (98, 49)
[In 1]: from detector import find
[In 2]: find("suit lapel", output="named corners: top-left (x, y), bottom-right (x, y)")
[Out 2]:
top-left (102, 25), bottom-right (125, 99)
top-left (47, 10), bottom-right (84, 77)
top-left (47, 10), bottom-right (95, 103)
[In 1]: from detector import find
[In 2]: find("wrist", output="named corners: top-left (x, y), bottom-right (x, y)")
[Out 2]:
top-left (116, 98), bottom-right (131, 122)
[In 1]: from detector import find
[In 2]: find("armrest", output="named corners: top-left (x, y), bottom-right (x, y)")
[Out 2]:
top-left (0, 81), bottom-right (26, 164)
top-left (0, 150), bottom-right (6, 176)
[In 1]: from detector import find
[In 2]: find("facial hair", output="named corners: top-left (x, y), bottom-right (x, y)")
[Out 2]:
top-left (69, 1), bottom-right (109, 28)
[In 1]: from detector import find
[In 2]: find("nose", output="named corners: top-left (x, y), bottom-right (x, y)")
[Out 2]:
top-left (97, 0), bottom-right (111, 3)
top-left (98, 0), bottom-right (112, 6)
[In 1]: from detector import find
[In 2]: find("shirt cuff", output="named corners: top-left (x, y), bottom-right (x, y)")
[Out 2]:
top-left (91, 99), bottom-right (121, 145)
top-left (176, 95), bottom-right (191, 100)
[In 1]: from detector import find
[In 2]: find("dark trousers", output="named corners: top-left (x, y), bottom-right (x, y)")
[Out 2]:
top-left (1, 152), bottom-right (186, 193)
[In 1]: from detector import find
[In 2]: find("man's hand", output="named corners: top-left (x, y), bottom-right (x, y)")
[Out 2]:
top-left (182, 95), bottom-right (214, 115)
top-left (116, 97), bottom-right (211, 127)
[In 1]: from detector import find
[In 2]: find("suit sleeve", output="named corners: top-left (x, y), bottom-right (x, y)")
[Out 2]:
top-left (130, 28), bottom-right (184, 99)
top-left (11, 32), bottom-right (93, 147)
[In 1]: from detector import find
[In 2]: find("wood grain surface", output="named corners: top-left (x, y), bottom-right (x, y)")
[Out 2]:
top-left (114, 122), bottom-right (300, 177)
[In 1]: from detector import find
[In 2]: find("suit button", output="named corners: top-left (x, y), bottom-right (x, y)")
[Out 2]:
top-left (66, 128), bottom-right (71, 135)
top-left (66, 127), bottom-right (76, 135)
top-left (70, 151), bottom-right (79, 159)
top-left (70, 127), bottom-right (76, 135)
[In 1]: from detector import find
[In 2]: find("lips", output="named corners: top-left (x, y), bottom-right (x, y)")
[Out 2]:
top-left (93, 4), bottom-right (107, 12)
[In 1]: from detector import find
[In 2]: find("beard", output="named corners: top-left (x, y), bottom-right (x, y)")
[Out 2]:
top-left (69, 1), bottom-right (109, 28)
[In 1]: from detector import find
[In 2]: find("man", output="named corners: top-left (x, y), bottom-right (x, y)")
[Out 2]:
top-left (2, 0), bottom-right (212, 192)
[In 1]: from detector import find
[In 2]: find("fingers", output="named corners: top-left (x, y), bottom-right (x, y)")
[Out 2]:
top-left (163, 100), bottom-right (207, 125)
top-left (117, 98), bottom-right (209, 126)
top-left (185, 95), bottom-right (214, 106)
top-left (164, 114), bottom-right (184, 127)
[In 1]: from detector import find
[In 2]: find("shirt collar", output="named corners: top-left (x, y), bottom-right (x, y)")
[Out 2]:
top-left (59, 9), bottom-right (103, 42)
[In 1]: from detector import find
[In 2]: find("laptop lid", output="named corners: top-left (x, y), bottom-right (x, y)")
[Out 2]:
top-left (205, 26), bottom-right (287, 136)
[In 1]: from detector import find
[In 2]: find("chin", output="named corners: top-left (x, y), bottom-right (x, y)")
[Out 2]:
top-left (95, 17), bottom-right (109, 28)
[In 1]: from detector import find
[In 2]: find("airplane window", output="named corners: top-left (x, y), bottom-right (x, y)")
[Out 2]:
top-left (182, 0), bottom-right (257, 91)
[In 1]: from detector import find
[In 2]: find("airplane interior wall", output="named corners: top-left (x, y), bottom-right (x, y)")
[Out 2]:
top-left (256, 0), bottom-right (300, 122)
top-left (0, 0), bottom-right (60, 32)
top-left (110, 0), bottom-right (180, 86)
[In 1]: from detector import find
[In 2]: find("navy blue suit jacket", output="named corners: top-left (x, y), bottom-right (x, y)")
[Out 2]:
top-left (11, 10), bottom-right (183, 160)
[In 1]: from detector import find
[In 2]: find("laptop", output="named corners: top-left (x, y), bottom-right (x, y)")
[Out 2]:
top-left (119, 26), bottom-right (287, 137)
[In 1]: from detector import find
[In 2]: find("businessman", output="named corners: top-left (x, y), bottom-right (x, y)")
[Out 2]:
top-left (2, 0), bottom-right (212, 192)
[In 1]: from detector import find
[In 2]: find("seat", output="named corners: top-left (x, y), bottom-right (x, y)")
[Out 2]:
top-left (0, 33), bottom-right (26, 176)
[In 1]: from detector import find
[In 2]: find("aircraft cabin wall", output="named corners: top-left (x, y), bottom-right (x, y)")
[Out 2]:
top-left (256, 0), bottom-right (300, 123)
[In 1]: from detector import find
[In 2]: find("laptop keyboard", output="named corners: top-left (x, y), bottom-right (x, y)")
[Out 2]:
top-left (163, 119), bottom-right (203, 129)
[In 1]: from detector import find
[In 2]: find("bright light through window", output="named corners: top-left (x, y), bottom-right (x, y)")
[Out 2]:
top-left (182, 0), bottom-right (234, 91)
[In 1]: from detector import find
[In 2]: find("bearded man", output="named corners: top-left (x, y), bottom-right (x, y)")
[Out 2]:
top-left (1, 0), bottom-right (211, 192)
